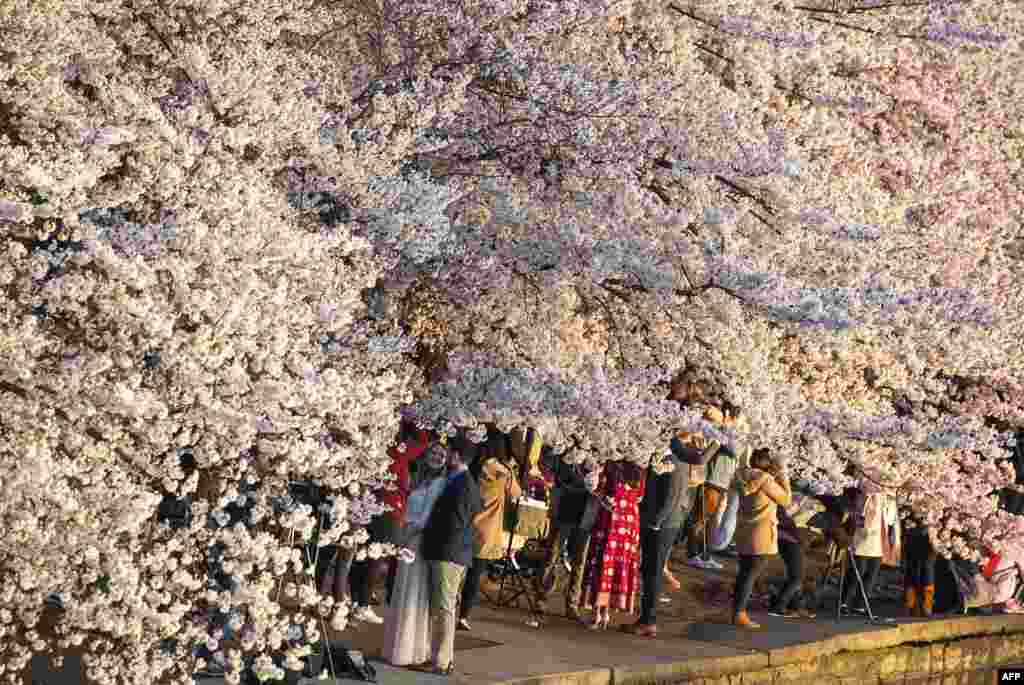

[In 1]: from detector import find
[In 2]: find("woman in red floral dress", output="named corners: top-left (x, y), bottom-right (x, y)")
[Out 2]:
top-left (581, 460), bottom-right (646, 630)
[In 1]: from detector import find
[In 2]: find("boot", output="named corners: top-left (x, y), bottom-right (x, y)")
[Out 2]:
top-left (664, 566), bottom-right (681, 592)
top-left (904, 586), bottom-right (918, 613)
top-left (733, 611), bottom-right (761, 629)
top-left (921, 585), bottom-right (935, 617)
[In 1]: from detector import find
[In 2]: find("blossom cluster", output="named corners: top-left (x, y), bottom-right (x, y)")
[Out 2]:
top-left (1, 0), bottom-right (1023, 682)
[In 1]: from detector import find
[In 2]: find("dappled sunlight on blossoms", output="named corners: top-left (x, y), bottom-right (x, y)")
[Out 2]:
top-left (1, 0), bottom-right (1023, 681)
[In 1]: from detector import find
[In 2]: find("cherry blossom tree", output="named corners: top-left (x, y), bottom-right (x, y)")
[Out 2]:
top-left (1, 0), bottom-right (1022, 683)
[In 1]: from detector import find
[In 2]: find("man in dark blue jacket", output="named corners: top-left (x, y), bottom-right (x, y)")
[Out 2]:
top-left (623, 446), bottom-right (693, 638)
top-left (419, 442), bottom-right (483, 674)
top-left (537, 447), bottom-right (595, 621)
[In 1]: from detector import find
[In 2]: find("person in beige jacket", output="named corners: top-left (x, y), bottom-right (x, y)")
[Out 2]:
top-left (458, 435), bottom-right (522, 630)
top-left (730, 448), bottom-right (791, 629)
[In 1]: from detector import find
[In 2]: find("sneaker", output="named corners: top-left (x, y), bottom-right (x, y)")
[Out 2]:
top-left (687, 556), bottom-right (710, 569)
top-left (457, 618), bottom-right (471, 631)
top-left (351, 606), bottom-right (383, 624)
top-left (703, 557), bottom-right (724, 570)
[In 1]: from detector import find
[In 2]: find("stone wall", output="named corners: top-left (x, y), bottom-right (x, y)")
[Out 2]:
top-left (616, 632), bottom-right (1024, 685)
top-left (715, 636), bottom-right (1021, 685)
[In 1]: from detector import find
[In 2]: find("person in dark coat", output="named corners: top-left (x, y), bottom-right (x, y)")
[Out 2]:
top-left (416, 443), bottom-right (483, 675)
top-left (903, 517), bottom-right (937, 616)
top-left (768, 506), bottom-right (815, 618)
top-left (622, 449), bottom-right (691, 638)
top-left (537, 447), bottom-right (596, 621)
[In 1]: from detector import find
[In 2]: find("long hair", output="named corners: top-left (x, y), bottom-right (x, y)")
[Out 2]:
top-left (750, 447), bottom-right (775, 472)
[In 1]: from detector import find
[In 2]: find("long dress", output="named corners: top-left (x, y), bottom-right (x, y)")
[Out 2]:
top-left (581, 461), bottom-right (645, 613)
top-left (382, 476), bottom-right (447, 666)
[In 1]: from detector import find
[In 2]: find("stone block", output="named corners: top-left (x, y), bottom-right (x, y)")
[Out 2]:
top-left (825, 650), bottom-right (880, 679)
top-left (941, 674), bottom-right (970, 685)
top-left (989, 636), bottom-right (1024, 666)
top-left (696, 675), bottom-right (742, 685)
top-left (904, 644), bottom-right (934, 680)
top-left (965, 669), bottom-right (996, 685)
top-left (931, 643), bottom-right (948, 675)
top-left (769, 658), bottom-right (823, 683)
top-left (737, 668), bottom-right (774, 685)
top-left (877, 646), bottom-right (912, 680)
top-left (903, 676), bottom-right (943, 685)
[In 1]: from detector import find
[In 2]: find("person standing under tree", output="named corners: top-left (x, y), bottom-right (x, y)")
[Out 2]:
top-left (622, 448), bottom-right (691, 638)
top-left (458, 434), bottom-right (521, 631)
top-left (730, 448), bottom-right (791, 629)
top-left (383, 445), bottom-right (448, 666)
top-left (536, 447), bottom-right (597, 622)
top-left (580, 460), bottom-right (645, 630)
top-left (412, 441), bottom-right (482, 675)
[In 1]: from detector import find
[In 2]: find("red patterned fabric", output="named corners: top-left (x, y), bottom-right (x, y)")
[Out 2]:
top-left (379, 429), bottom-right (429, 523)
top-left (581, 462), bottom-right (645, 613)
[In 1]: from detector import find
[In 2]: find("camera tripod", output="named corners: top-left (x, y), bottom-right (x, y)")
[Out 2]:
top-left (821, 542), bottom-right (895, 624)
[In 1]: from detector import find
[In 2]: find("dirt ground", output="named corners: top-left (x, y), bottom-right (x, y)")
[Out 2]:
top-left (463, 532), bottom-right (908, 628)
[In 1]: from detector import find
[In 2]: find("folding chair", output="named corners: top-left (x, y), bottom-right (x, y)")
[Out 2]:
top-left (483, 500), bottom-right (544, 615)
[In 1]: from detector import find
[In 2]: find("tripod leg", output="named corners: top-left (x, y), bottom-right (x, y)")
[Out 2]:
top-left (701, 487), bottom-right (708, 561)
top-left (498, 501), bottom-right (521, 603)
top-left (836, 547), bottom-right (846, 620)
top-left (816, 542), bottom-right (836, 615)
top-left (847, 547), bottom-right (876, 621)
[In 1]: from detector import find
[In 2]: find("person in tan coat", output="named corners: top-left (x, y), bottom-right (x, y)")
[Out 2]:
top-left (730, 447), bottom-right (791, 629)
top-left (457, 434), bottom-right (522, 630)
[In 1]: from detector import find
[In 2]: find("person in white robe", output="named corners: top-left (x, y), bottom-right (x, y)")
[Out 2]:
top-left (382, 446), bottom-right (448, 666)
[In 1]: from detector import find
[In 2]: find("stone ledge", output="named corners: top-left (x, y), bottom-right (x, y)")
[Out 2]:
top-left (766, 615), bottom-right (1024, 667)
top-left (499, 670), bottom-right (612, 685)
top-left (611, 653), bottom-right (771, 685)
top-left (491, 615), bottom-right (1024, 685)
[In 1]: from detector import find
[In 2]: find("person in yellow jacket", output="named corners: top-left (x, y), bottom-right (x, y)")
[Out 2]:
top-left (731, 448), bottom-right (791, 629)
top-left (458, 435), bottom-right (522, 631)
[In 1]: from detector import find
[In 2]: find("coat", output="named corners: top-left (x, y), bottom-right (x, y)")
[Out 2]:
top-left (851, 482), bottom-right (899, 560)
top-left (544, 450), bottom-right (591, 527)
top-left (379, 429), bottom-right (430, 525)
top-left (421, 470), bottom-right (483, 567)
top-left (639, 453), bottom-right (689, 530)
top-left (732, 467), bottom-right (791, 556)
top-left (472, 458), bottom-right (522, 559)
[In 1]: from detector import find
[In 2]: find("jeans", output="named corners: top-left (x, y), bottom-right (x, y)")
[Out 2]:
top-left (348, 558), bottom-right (371, 607)
top-left (385, 557), bottom-right (398, 605)
top-left (905, 529), bottom-right (936, 588)
top-left (429, 560), bottom-right (466, 670)
top-left (687, 486), bottom-right (724, 558)
top-left (639, 527), bottom-right (679, 625)
top-left (843, 555), bottom-right (881, 608)
top-left (734, 554), bottom-right (770, 615)
top-left (538, 523), bottom-right (592, 613)
top-left (773, 538), bottom-right (805, 611)
top-left (459, 557), bottom-right (490, 620)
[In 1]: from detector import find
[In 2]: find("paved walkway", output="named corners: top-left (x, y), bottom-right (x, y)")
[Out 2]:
top-left (321, 550), bottom-right (1024, 685)
top-left (324, 604), bottom-right (1024, 685)
top-left (28, 551), bottom-right (1024, 685)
